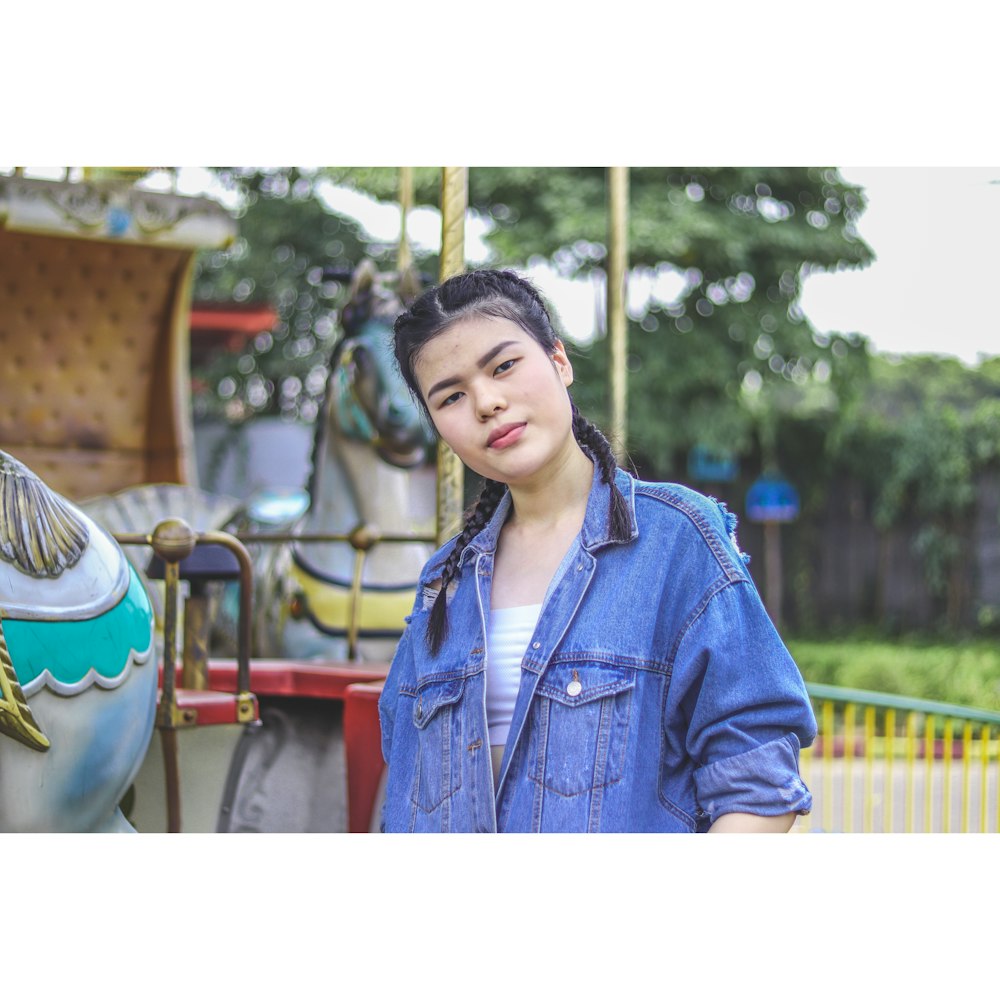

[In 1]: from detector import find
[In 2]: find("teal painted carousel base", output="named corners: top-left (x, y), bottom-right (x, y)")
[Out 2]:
top-left (0, 449), bottom-right (158, 833)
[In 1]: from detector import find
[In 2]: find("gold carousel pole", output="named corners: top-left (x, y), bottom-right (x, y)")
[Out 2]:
top-left (435, 167), bottom-right (468, 546)
top-left (607, 167), bottom-right (629, 466)
top-left (397, 166), bottom-right (413, 275)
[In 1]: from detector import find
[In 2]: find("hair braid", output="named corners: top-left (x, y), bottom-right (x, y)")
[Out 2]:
top-left (571, 405), bottom-right (632, 543)
top-left (426, 477), bottom-right (507, 655)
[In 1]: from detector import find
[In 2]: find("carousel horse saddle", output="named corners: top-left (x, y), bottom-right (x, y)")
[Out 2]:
top-left (289, 548), bottom-right (416, 639)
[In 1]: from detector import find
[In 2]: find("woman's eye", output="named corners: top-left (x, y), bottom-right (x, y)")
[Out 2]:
top-left (441, 391), bottom-right (463, 407)
top-left (494, 358), bottom-right (518, 375)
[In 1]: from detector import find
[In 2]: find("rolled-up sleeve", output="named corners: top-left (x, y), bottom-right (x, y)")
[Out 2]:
top-left (694, 732), bottom-right (811, 818)
top-left (669, 579), bottom-right (817, 821)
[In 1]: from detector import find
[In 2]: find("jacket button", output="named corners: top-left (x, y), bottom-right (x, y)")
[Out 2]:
top-left (566, 680), bottom-right (582, 696)
top-left (532, 641), bottom-right (540, 649)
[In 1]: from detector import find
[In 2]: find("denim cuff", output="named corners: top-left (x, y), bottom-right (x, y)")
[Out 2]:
top-left (694, 733), bottom-right (812, 820)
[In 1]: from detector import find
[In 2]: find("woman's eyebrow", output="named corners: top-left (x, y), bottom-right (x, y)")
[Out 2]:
top-left (427, 340), bottom-right (519, 399)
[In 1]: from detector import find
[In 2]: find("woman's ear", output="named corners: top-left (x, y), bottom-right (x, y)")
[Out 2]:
top-left (551, 339), bottom-right (574, 388)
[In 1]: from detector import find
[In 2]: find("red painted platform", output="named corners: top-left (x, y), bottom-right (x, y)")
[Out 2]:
top-left (157, 658), bottom-right (390, 832)
top-left (158, 687), bottom-right (259, 727)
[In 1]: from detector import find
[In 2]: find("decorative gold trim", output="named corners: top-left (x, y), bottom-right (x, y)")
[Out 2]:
top-left (0, 452), bottom-right (88, 578)
top-left (0, 617), bottom-right (50, 752)
top-left (0, 175), bottom-right (235, 250)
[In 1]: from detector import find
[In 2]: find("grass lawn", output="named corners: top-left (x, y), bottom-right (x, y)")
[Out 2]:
top-left (786, 636), bottom-right (1000, 714)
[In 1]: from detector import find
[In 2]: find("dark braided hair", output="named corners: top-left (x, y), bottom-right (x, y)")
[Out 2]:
top-left (393, 269), bottom-right (632, 655)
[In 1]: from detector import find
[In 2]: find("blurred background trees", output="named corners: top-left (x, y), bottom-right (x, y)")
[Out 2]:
top-left (190, 166), bottom-right (1000, 637)
top-left (193, 166), bottom-right (872, 475)
top-left (191, 168), bottom-right (373, 425)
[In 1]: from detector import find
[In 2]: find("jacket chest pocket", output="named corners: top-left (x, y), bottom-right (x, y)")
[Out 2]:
top-left (529, 664), bottom-right (635, 797)
top-left (407, 677), bottom-right (465, 813)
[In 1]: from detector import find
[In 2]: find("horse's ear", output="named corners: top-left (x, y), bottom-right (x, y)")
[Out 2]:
top-left (350, 258), bottom-right (379, 299)
top-left (397, 264), bottom-right (422, 306)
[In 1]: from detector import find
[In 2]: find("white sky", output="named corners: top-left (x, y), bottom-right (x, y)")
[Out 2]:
top-left (321, 168), bottom-right (1000, 364)
top-left (799, 167), bottom-right (1000, 364)
top-left (8, 165), bottom-right (997, 363)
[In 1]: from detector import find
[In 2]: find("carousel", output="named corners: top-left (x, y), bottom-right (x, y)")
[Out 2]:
top-left (0, 166), bottom-right (631, 833)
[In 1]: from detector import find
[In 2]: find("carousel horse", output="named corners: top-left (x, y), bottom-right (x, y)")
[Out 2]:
top-left (0, 450), bottom-right (157, 832)
top-left (236, 260), bottom-right (438, 661)
top-left (182, 261), bottom-right (438, 831)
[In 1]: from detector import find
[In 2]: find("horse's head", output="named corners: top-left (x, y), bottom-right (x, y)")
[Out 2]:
top-left (325, 260), bottom-right (436, 469)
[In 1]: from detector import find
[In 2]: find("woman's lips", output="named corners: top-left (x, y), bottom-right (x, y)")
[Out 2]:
top-left (487, 423), bottom-right (526, 449)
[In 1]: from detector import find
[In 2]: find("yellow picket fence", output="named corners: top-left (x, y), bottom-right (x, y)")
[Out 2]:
top-left (798, 683), bottom-right (1000, 833)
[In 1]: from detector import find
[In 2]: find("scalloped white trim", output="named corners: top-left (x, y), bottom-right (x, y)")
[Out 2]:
top-left (20, 638), bottom-right (154, 698)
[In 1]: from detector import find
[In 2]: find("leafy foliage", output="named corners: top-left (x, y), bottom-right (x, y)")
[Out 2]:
top-left (789, 637), bottom-right (1000, 712)
top-left (790, 353), bottom-right (1000, 621)
top-left (191, 168), bottom-right (387, 423)
top-left (189, 167), bottom-right (1000, 636)
top-left (319, 166), bottom-right (876, 473)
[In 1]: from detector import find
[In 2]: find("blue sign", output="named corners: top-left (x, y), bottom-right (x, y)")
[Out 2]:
top-left (687, 445), bottom-right (738, 483)
top-left (746, 473), bottom-right (800, 523)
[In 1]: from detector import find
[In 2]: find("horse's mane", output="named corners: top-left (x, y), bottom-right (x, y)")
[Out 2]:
top-left (0, 452), bottom-right (88, 578)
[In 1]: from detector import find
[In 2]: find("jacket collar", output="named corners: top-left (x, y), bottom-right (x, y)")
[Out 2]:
top-left (462, 464), bottom-right (638, 565)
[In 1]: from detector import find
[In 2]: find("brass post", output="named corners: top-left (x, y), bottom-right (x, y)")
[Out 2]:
top-left (160, 556), bottom-right (182, 832)
top-left (345, 523), bottom-right (381, 662)
top-left (181, 593), bottom-right (210, 690)
top-left (436, 167), bottom-right (468, 545)
top-left (159, 558), bottom-right (181, 727)
top-left (150, 519), bottom-right (197, 834)
top-left (398, 166), bottom-right (413, 275)
top-left (607, 167), bottom-right (629, 465)
top-left (348, 548), bottom-right (366, 661)
top-left (198, 530), bottom-right (256, 722)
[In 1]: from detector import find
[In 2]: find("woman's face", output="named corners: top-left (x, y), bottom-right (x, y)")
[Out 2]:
top-left (413, 314), bottom-right (577, 488)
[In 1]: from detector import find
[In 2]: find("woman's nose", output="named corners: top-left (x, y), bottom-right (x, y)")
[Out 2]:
top-left (474, 385), bottom-right (505, 419)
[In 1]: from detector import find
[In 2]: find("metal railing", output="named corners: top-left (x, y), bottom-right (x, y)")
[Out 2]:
top-left (235, 526), bottom-right (435, 659)
top-left (798, 683), bottom-right (1000, 833)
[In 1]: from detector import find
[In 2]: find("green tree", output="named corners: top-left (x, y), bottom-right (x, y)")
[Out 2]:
top-left (190, 168), bottom-right (395, 423)
top-left (195, 167), bottom-right (873, 482)
top-left (327, 167), bottom-right (874, 476)
top-left (479, 168), bottom-right (872, 474)
top-left (802, 353), bottom-right (1000, 630)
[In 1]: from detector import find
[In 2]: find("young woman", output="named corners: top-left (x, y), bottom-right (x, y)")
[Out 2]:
top-left (378, 269), bottom-right (816, 833)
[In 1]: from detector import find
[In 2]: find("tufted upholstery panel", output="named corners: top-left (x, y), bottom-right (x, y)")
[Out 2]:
top-left (0, 228), bottom-right (197, 500)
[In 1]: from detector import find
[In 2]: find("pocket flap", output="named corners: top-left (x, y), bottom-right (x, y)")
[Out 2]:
top-left (536, 664), bottom-right (635, 707)
top-left (412, 676), bottom-right (464, 728)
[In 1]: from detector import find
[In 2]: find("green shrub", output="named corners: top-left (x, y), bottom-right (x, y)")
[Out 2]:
top-left (787, 637), bottom-right (1000, 713)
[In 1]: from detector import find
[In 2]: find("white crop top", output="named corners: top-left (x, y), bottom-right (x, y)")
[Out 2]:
top-left (485, 603), bottom-right (542, 747)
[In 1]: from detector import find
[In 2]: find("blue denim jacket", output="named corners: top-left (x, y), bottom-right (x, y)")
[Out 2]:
top-left (378, 467), bottom-right (816, 832)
